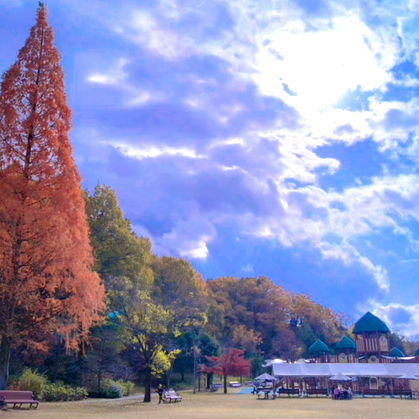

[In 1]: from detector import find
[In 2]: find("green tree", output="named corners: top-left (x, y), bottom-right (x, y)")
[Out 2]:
top-left (151, 256), bottom-right (208, 328)
top-left (83, 184), bottom-right (159, 395)
top-left (107, 277), bottom-right (179, 402)
top-left (207, 276), bottom-right (290, 355)
top-left (84, 184), bottom-right (154, 289)
top-left (174, 330), bottom-right (220, 392)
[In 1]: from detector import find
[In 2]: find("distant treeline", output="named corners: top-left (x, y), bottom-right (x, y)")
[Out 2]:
top-left (9, 184), bottom-right (414, 398)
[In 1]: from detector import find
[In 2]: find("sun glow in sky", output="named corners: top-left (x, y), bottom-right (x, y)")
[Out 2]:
top-left (255, 15), bottom-right (391, 112)
top-left (2, 0), bottom-right (419, 338)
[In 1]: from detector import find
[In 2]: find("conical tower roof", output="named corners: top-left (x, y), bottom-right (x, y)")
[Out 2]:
top-left (353, 312), bottom-right (390, 334)
top-left (336, 336), bottom-right (356, 350)
top-left (390, 347), bottom-right (404, 357)
top-left (308, 339), bottom-right (330, 355)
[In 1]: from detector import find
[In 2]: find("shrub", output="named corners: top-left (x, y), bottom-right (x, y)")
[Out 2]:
top-left (105, 385), bottom-right (123, 398)
top-left (102, 379), bottom-right (123, 398)
top-left (87, 388), bottom-right (108, 398)
top-left (87, 379), bottom-right (135, 399)
top-left (17, 368), bottom-right (46, 399)
top-left (116, 380), bottom-right (135, 397)
top-left (88, 379), bottom-right (134, 399)
top-left (43, 382), bottom-right (88, 402)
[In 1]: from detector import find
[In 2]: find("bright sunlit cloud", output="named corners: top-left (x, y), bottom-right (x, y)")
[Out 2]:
top-left (254, 15), bottom-right (393, 112)
top-left (116, 143), bottom-right (206, 160)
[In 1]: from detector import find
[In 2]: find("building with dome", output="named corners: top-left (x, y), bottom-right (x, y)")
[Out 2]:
top-left (271, 311), bottom-right (419, 395)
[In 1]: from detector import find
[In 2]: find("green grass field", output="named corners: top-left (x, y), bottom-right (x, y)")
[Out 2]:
top-left (1, 390), bottom-right (419, 419)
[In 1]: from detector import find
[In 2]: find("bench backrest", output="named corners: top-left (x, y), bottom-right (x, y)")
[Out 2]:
top-left (165, 390), bottom-right (180, 397)
top-left (0, 391), bottom-right (34, 401)
top-left (361, 389), bottom-right (384, 395)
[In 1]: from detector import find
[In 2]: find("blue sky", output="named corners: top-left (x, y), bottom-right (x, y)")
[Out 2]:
top-left (2, 0), bottom-right (419, 340)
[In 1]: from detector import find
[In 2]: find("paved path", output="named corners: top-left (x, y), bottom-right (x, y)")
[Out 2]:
top-left (78, 393), bottom-right (150, 403)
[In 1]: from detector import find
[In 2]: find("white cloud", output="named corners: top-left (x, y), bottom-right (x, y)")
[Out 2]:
top-left (116, 143), bottom-right (206, 160)
top-left (57, 0), bottom-right (419, 315)
top-left (87, 57), bottom-right (129, 85)
top-left (152, 214), bottom-right (216, 260)
top-left (317, 241), bottom-right (389, 291)
top-left (86, 58), bottom-right (157, 107)
top-left (367, 301), bottom-right (419, 338)
top-left (128, 11), bottom-right (190, 59)
top-left (242, 264), bottom-right (254, 273)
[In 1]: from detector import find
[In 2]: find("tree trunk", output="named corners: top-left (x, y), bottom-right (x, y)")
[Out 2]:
top-left (166, 363), bottom-right (174, 390)
top-left (0, 336), bottom-right (11, 390)
top-left (223, 374), bottom-right (227, 394)
top-left (97, 370), bottom-right (102, 391)
top-left (193, 348), bottom-right (197, 394)
top-left (206, 372), bottom-right (213, 390)
top-left (143, 367), bottom-right (152, 403)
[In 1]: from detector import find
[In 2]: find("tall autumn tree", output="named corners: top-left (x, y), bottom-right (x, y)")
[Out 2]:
top-left (0, 4), bottom-right (105, 389)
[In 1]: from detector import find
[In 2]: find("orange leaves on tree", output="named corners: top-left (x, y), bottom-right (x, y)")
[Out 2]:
top-left (0, 4), bottom-right (105, 388)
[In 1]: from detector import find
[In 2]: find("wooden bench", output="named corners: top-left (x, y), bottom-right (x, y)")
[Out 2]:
top-left (210, 383), bottom-right (223, 392)
top-left (229, 381), bottom-right (241, 388)
top-left (277, 388), bottom-right (300, 397)
top-left (358, 389), bottom-right (385, 397)
top-left (393, 389), bottom-right (412, 399)
top-left (162, 390), bottom-right (182, 403)
top-left (306, 388), bottom-right (328, 397)
top-left (357, 389), bottom-right (412, 398)
top-left (0, 390), bottom-right (39, 409)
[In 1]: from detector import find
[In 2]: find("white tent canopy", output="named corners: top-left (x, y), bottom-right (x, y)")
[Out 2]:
top-left (330, 372), bottom-right (352, 381)
top-left (255, 373), bottom-right (276, 381)
top-left (381, 355), bottom-right (417, 361)
top-left (398, 374), bottom-right (419, 380)
top-left (272, 362), bottom-right (419, 378)
top-left (263, 359), bottom-right (286, 367)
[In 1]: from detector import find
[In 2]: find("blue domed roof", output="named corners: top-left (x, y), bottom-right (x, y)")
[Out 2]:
top-left (336, 336), bottom-right (356, 350)
top-left (390, 347), bottom-right (404, 358)
top-left (308, 339), bottom-right (330, 355)
top-left (353, 312), bottom-right (390, 334)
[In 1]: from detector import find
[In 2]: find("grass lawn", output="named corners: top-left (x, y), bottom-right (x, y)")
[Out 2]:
top-left (1, 391), bottom-right (418, 419)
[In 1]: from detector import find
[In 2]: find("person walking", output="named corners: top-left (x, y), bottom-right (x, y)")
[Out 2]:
top-left (156, 384), bottom-right (164, 404)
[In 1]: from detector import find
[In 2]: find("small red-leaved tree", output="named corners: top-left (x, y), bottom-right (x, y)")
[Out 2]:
top-left (0, 4), bottom-right (105, 389)
top-left (204, 348), bottom-right (252, 393)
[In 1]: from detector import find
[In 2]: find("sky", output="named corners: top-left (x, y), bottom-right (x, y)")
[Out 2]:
top-left (1, 0), bottom-right (419, 341)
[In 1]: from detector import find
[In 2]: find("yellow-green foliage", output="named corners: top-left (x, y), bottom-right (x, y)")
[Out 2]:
top-left (116, 380), bottom-right (135, 396)
top-left (43, 382), bottom-right (88, 401)
top-left (17, 368), bottom-right (47, 399)
top-left (151, 347), bottom-right (181, 376)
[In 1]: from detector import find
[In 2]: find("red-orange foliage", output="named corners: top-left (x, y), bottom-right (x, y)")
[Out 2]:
top-left (204, 348), bottom-right (252, 393)
top-left (0, 5), bottom-right (105, 388)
